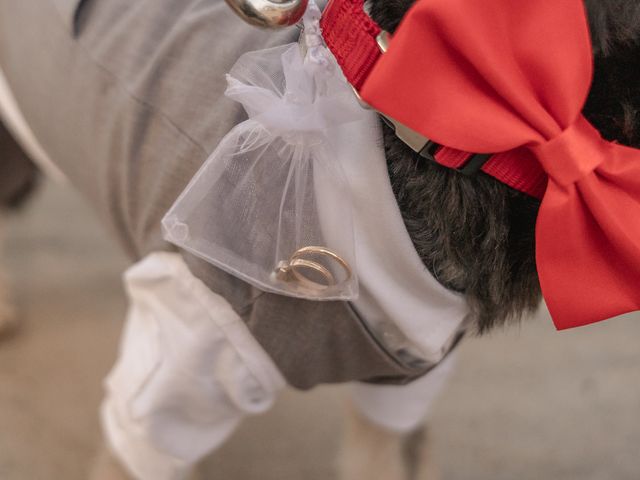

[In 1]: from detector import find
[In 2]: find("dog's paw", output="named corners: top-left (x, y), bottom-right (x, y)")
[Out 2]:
top-left (338, 402), bottom-right (409, 480)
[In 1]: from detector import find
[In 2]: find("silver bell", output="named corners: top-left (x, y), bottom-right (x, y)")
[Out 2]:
top-left (225, 0), bottom-right (309, 28)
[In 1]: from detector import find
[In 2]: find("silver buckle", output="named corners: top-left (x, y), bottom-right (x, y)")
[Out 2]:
top-left (352, 31), bottom-right (437, 159)
top-left (355, 30), bottom-right (493, 173)
top-left (224, 0), bottom-right (309, 28)
top-left (376, 31), bottom-right (390, 53)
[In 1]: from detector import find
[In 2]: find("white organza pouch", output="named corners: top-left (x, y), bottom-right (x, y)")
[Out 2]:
top-left (162, 3), bottom-right (363, 300)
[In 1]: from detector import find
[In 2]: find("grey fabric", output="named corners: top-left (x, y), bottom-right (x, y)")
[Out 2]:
top-left (185, 255), bottom-right (431, 390)
top-left (51, 0), bottom-right (84, 32)
top-left (0, 120), bottom-right (39, 209)
top-left (0, 0), bottom-right (431, 388)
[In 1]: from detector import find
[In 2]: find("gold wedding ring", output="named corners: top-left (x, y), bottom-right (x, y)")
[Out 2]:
top-left (275, 245), bottom-right (352, 292)
top-left (288, 258), bottom-right (336, 289)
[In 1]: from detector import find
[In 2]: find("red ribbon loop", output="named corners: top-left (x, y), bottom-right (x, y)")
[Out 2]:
top-left (531, 116), bottom-right (608, 188)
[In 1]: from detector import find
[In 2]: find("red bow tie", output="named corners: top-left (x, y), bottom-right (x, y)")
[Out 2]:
top-left (321, 0), bottom-right (640, 330)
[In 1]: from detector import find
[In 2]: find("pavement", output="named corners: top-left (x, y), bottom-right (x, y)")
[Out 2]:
top-left (0, 180), bottom-right (639, 480)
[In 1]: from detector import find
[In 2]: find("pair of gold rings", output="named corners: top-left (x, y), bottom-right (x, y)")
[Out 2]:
top-left (275, 246), bottom-right (352, 292)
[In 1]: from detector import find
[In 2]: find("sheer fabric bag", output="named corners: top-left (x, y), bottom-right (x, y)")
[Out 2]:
top-left (163, 4), bottom-right (363, 300)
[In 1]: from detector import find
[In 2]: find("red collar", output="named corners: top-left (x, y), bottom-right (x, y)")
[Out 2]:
top-left (320, 0), bottom-right (547, 199)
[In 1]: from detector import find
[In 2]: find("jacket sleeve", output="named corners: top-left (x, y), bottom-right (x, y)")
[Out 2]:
top-left (101, 252), bottom-right (285, 480)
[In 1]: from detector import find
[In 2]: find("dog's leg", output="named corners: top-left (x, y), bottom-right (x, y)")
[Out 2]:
top-left (0, 213), bottom-right (17, 337)
top-left (405, 426), bottom-right (440, 480)
top-left (89, 445), bottom-right (135, 480)
top-left (338, 401), bottom-right (409, 480)
top-left (90, 445), bottom-right (203, 480)
top-left (342, 355), bottom-right (456, 480)
top-left (0, 117), bottom-right (42, 338)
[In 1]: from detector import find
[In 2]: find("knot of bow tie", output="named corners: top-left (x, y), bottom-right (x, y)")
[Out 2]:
top-left (531, 116), bottom-right (610, 188)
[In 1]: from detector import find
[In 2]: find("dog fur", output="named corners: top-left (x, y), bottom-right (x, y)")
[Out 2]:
top-left (2, 0), bottom-right (640, 478)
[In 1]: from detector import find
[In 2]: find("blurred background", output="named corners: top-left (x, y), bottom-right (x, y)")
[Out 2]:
top-left (0, 178), bottom-right (639, 480)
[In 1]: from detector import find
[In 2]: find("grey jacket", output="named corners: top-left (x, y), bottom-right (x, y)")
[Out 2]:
top-left (0, 0), bottom-right (444, 388)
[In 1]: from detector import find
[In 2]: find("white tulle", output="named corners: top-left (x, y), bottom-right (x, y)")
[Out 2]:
top-left (162, 3), bottom-right (364, 300)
